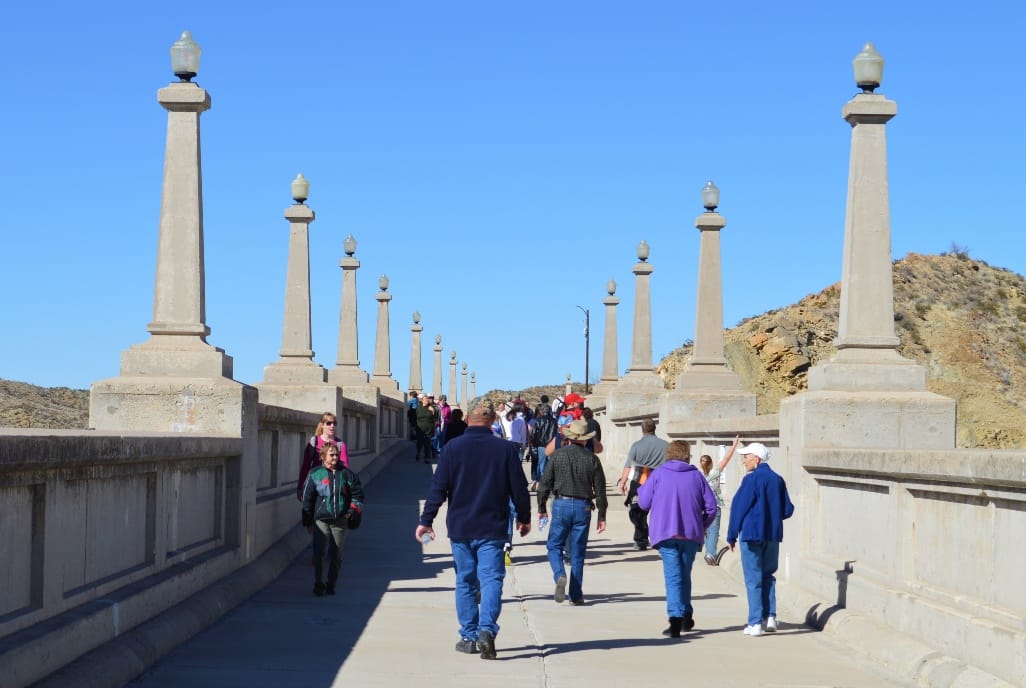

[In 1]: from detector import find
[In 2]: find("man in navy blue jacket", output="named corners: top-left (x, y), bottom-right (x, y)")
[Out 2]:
top-left (727, 442), bottom-right (794, 638)
top-left (416, 405), bottom-right (531, 660)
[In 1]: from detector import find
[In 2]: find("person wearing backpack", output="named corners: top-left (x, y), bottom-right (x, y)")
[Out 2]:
top-left (530, 402), bottom-right (557, 490)
top-left (301, 442), bottom-right (365, 597)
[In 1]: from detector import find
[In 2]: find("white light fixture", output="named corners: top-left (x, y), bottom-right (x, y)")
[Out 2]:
top-left (170, 31), bottom-right (201, 82)
top-left (637, 240), bottom-right (650, 262)
top-left (343, 234), bottom-right (357, 256)
top-left (607, 278), bottom-right (616, 295)
top-left (291, 173), bottom-right (309, 204)
top-left (701, 180), bottom-right (720, 211)
top-left (435, 334), bottom-right (442, 344)
top-left (379, 274), bottom-right (389, 290)
top-left (853, 42), bottom-right (885, 93)
top-left (413, 311), bottom-right (420, 323)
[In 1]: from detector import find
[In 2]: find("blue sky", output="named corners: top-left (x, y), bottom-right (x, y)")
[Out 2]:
top-left (2, 1), bottom-right (1023, 394)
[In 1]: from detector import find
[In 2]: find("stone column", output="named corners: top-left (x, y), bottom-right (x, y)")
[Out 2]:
top-left (448, 352), bottom-right (459, 407)
top-left (408, 312), bottom-right (423, 393)
top-left (328, 235), bottom-right (369, 386)
top-left (660, 192), bottom-right (753, 421)
top-left (589, 279), bottom-right (620, 397)
top-left (370, 275), bottom-right (400, 396)
top-left (257, 177), bottom-right (342, 416)
top-left (91, 77), bottom-right (254, 435)
top-left (565, 374), bottom-right (573, 397)
top-left (460, 362), bottom-right (469, 409)
top-left (262, 182), bottom-right (326, 384)
top-left (432, 335), bottom-right (443, 398)
top-left (469, 372), bottom-right (477, 405)
top-left (619, 241), bottom-right (662, 387)
top-left (778, 46), bottom-right (955, 611)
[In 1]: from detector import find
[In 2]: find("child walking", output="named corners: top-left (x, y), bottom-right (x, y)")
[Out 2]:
top-left (301, 443), bottom-right (364, 596)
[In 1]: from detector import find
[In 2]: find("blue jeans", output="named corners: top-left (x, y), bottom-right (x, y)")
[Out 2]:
top-left (546, 497), bottom-right (591, 602)
top-left (656, 539), bottom-right (699, 618)
top-left (534, 447), bottom-right (547, 482)
top-left (739, 540), bottom-right (779, 625)
top-left (432, 427), bottom-right (443, 454)
top-left (703, 508), bottom-right (722, 556)
top-left (451, 538), bottom-right (506, 640)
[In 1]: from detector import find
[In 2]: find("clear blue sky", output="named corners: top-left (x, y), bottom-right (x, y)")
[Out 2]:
top-left (2, 1), bottom-right (1023, 394)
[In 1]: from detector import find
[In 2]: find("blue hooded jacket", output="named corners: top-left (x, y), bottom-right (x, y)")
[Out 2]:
top-left (726, 463), bottom-right (794, 545)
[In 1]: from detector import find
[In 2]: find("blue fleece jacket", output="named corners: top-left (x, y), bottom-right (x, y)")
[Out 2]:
top-left (726, 463), bottom-right (794, 545)
top-left (419, 426), bottom-right (531, 540)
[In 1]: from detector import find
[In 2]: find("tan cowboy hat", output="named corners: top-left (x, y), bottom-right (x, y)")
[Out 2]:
top-left (562, 419), bottom-right (596, 442)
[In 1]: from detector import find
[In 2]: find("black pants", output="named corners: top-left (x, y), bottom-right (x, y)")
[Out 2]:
top-left (626, 480), bottom-right (649, 547)
top-left (415, 427), bottom-right (434, 459)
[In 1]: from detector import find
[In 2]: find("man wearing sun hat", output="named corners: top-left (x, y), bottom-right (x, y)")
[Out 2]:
top-left (726, 442), bottom-right (794, 638)
top-left (537, 418), bottom-right (607, 606)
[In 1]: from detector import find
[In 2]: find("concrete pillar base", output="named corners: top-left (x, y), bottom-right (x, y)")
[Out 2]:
top-left (255, 383), bottom-right (342, 417)
top-left (659, 390), bottom-right (756, 422)
top-left (370, 375), bottom-right (403, 399)
top-left (119, 335), bottom-right (233, 378)
top-left (675, 364), bottom-right (745, 392)
top-left (327, 366), bottom-right (369, 386)
top-left (617, 369), bottom-right (664, 388)
top-left (261, 359), bottom-right (327, 385)
top-left (809, 349), bottom-right (928, 392)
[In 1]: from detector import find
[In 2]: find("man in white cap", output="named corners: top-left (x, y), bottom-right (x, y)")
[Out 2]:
top-left (726, 442), bottom-right (794, 638)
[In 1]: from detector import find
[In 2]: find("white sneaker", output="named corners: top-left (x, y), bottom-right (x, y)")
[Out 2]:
top-left (764, 616), bottom-right (778, 633)
top-left (743, 623), bottom-right (763, 637)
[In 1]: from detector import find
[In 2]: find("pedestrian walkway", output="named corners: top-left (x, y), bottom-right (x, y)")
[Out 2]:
top-left (128, 444), bottom-right (906, 688)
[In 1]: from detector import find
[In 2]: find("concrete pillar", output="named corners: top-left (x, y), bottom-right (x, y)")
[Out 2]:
top-left (262, 185), bottom-right (326, 384)
top-left (660, 195), bottom-right (753, 420)
top-left (589, 279), bottom-right (620, 398)
top-left (619, 241), bottom-right (662, 388)
top-left (469, 372), bottom-right (476, 405)
top-left (448, 351), bottom-right (459, 407)
top-left (460, 363), bottom-right (469, 410)
top-left (565, 374), bottom-right (572, 397)
top-left (328, 235), bottom-right (369, 386)
top-left (432, 335), bottom-right (443, 398)
top-left (779, 48), bottom-right (955, 611)
top-left (257, 178), bottom-right (341, 416)
top-left (408, 312), bottom-right (423, 392)
top-left (370, 275), bottom-right (400, 396)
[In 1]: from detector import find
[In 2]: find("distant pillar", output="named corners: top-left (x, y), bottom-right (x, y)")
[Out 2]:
top-left (460, 362), bottom-right (469, 409)
top-left (432, 335), bottom-right (443, 398)
top-left (565, 374), bottom-right (573, 397)
top-left (328, 235), bottom-right (369, 386)
top-left (676, 196), bottom-right (744, 391)
top-left (619, 241), bottom-right (662, 387)
top-left (408, 311), bottom-right (423, 392)
top-left (448, 352), bottom-right (459, 406)
top-left (589, 279), bottom-right (620, 397)
top-left (470, 372), bottom-right (477, 404)
top-left (370, 275), bottom-right (400, 395)
top-left (262, 177), bottom-right (326, 384)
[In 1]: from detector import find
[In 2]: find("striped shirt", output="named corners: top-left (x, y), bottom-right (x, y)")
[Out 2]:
top-left (537, 443), bottom-right (608, 521)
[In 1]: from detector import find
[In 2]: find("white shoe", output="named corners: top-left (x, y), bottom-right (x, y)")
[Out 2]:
top-left (764, 616), bottom-right (777, 633)
top-left (743, 623), bottom-right (763, 637)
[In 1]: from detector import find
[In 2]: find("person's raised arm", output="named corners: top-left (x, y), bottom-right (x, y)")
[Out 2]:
top-left (719, 434), bottom-right (741, 471)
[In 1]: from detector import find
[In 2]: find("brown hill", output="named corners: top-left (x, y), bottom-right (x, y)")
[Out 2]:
top-left (656, 252), bottom-right (1026, 448)
top-left (0, 379), bottom-right (89, 429)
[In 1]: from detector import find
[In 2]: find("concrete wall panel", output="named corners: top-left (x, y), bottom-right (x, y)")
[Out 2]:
top-left (0, 486), bottom-right (38, 617)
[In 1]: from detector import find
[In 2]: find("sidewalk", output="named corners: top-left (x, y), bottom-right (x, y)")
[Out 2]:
top-left (127, 444), bottom-right (906, 688)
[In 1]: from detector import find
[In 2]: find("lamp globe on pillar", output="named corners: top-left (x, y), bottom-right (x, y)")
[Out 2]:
top-left (637, 240), bottom-right (650, 262)
top-left (853, 42), bottom-right (885, 93)
top-left (379, 274), bottom-right (389, 291)
top-left (701, 180), bottom-right (720, 212)
top-left (291, 173), bottom-right (309, 205)
top-left (343, 234), bottom-right (357, 257)
top-left (170, 30), bottom-right (201, 82)
top-left (607, 278), bottom-right (616, 295)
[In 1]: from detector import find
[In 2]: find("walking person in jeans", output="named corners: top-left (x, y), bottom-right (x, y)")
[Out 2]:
top-left (727, 442), bottom-right (794, 637)
top-left (637, 440), bottom-right (717, 637)
top-left (416, 406), bottom-right (531, 660)
top-left (537, 419), bottom-right (607, 606)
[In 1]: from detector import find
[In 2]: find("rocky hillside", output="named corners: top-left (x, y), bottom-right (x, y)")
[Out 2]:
top-left (0, 379), bottom-right (89, 429)
top-left (657, 252), bottom-right (1026, 448)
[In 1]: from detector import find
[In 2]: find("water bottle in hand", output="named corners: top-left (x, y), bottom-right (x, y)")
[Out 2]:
top-left (419, 533), bottom-right (433, 545)
top-left (538, 516), bottom-right (548, 532)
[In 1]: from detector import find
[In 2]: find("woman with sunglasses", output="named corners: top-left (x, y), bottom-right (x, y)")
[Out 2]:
top-left (297, 412), bottom-right (350, 501)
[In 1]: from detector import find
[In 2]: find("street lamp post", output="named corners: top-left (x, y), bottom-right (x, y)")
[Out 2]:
top-left (576, 305), bottom-right (590, 394)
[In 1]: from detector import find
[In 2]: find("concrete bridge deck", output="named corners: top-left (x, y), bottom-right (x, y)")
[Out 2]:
top-left (118, 445), bottom-right (903, 688)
